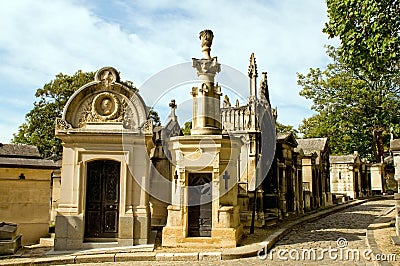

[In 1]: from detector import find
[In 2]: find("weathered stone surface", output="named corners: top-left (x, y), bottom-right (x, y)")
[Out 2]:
top-left (115, 252), bottom-right (156, 262)
top-left (0, 234), bottom-right (21, 255)
top-left (391, 139), bottom-right (400, 151)
top-left (173, 252), bottom-right (198, 261)
top-left (74, 254), bottom-right (115, 263)
top-left (155, 252), bottom-right (174, 261)
top-left (199, 251), bottom-right (221, 261)
top-left (0, 223), bottom-right (17, 240)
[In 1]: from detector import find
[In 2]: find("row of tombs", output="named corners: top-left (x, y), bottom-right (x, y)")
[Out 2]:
top-left (0, 30), bottom-right (390, 253)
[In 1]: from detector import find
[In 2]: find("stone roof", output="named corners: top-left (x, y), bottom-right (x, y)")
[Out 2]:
top-left (277, 132), bottom-right (290, 140)
top-left (277, 132), bottom-right (297, 146)
top-left (296, 138), bottom-right (328, 153)
top-left (153, 126), bottom-right (163, 133)
top-left (330, 155), bottom-right (356, 164)
top-left (0, 157), bottom-right (59, 169)
top-left (0, 144), bottom-right (41, 158)
top-left (0, 144), bottom-right (59, 169)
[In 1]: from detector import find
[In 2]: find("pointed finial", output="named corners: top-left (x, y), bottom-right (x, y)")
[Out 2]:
top-left (260, 72), bottom-right (270, 104)
top-left (248, 53), bottom-right (258, 79)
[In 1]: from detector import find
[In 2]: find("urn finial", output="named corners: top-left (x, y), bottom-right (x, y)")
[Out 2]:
top-left (199, 29), bottom-right (214, 59)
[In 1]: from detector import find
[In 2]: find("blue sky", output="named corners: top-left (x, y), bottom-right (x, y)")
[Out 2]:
top-left (0, 0), bottom-right (337, 143)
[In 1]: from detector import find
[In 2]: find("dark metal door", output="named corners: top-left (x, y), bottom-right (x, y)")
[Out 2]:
top-left (85, 160), bottom-right (120, 239)
top-left (188, 173), bottom-right (212, 237)
top-left (286, 167), bottom-right (295, 212)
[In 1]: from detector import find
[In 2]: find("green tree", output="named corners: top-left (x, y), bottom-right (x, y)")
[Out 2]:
top-left (181, 121), bottom-right (192, 135)
top-left (13, 70), bottom-right (95, 158)
top-left (149, 108), bottom-right (161, 126)
top-left (324, 0), bottom-right (400, 76)
top-left (276, 121), bottom-right (298, 136)
top-left (299, 0), bottom-right (400, 162)
top-left (298, 50), bottom-right (400, 161)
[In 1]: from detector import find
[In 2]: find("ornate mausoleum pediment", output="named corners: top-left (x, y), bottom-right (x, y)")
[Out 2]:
top-left (59, 67), bottom-right (148, 132)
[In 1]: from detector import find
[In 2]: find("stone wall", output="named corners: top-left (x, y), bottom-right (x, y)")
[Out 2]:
top-left (0, 168), bottom-right (53, 245)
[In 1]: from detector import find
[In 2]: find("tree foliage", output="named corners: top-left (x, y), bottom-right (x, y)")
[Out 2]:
top-left (276, 121), bottom-right (298, 136)
top-left (324, 0), bottom-right (400, 76)
top-left (149, 108), bottom-right (161, 126)
top-left (299, 0), bottom-right (400, 162)
top-left (298, 49), bottom-right (400, 161)
top-left (181, 121), bottom-right (192, 135)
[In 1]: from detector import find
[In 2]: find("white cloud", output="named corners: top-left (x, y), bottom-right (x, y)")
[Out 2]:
top-left (0, 0), bottom-right (332, 143)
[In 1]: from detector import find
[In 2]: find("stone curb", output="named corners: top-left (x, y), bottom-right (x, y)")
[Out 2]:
top-left (366, 206), bottom-right (396, 266)
top-left (0, 197), bottom-right (389, 264)
top-left (221, 198), bottom-right (371, 260)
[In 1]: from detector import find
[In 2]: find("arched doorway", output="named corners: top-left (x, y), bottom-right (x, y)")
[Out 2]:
top-left (85, 160), bottom-right (120, 239)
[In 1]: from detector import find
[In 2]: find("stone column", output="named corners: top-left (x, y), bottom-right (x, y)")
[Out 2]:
top-left (191, 30), bottom-right (222, 135)
top-left (390, 139), bottom-right (400, 236)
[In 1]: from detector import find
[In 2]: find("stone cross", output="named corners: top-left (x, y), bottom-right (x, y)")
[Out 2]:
top-left (169, 99), bottom-right (177, 110)
top-left (168, 99), bottom-right (177, 121)
top-left (223, 171), bottom-right (230, 190)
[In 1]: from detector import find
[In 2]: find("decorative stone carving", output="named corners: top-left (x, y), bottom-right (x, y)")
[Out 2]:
top-left (141, 119), bottom-right (153, 134)
top-left (192, 58), bottom-right (221, 76)
top-left (199, 83), bottom-right (208, 94)
top-left (223, 95), bottom-right (231, 108)
top-left (248, 53), bottom-right (258, 79)
top-left (122, 107), bottom-right (135, 129)
top-left (92, 92), bottom-right (120, 120)
top-left (55, 118), bottom-right (72, 131)
top-left (214, 84), bottom-right (222, 95)
top-left (78, 92), bottom-right (128, 127)
top-left (191, 87), bottom-right (198, 97)
top-left (199, 29), bottom-right (214, 59)
top-left (260, 72), bottom-right (270, 104)
top-left (94, 67), bottom-right (120, 88)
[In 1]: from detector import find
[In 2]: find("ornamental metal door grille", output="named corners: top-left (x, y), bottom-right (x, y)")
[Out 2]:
top-left (188, 173), bottom-right (212, 237)
top-left (85, 160), bottom-right (120, 239)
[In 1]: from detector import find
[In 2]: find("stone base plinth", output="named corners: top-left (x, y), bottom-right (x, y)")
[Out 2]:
top-left (325, 192), bottom-right (333, 206)
top-left (239, 211), bottom-right (264, 227)
top-left (55, 213), bottom-right (149, 250)
top-left (0, 235), bottom-right (21, 255)
top-left (161, 226), bottom-right (183, 247)
top-left (162, 225), bottom-right (242, 248)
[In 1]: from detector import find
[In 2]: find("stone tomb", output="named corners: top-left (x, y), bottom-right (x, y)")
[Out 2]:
top-left (54, 67), bottom-right (153, 250)
top-left (162, 30), bottom-right (242, 248)
top-left (0, 222), bottom-right (21, 255)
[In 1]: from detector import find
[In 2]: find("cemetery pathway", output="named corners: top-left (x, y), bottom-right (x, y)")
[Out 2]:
top-left (73, 198), bottom-right (395, 265)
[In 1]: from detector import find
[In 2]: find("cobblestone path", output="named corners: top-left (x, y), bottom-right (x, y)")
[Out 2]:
top-left (76, 198), bottom-right (396, 265)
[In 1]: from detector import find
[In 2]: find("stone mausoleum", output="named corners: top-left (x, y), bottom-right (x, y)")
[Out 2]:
top-left (54, 67), bottom-right (153, 250)
top-left (54, 29), bottom-right (276, 250)
top-left (161, 30), bottom-right (243, 248)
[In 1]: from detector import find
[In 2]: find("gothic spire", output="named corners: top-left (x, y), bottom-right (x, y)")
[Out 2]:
top-left (248, 53), bottom-right (258, 99)
top-left (260, 72), bottom-right (270, 105)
